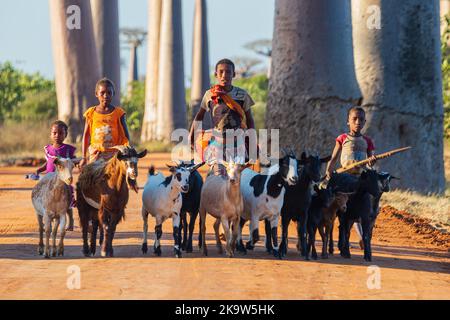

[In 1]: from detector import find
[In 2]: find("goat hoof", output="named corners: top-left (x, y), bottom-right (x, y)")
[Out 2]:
top-left (142, 243), bottom-right (148, 254)
top-left (311, 254), bottom-right (318, 260)
top-left (186, 245), bottom-right (193, 253)
top-left (321, 253), bottom-right (329, 259)
top-left (273, 249), bottom-right (282, 259)
top-left (57, 248), bottom-right (64, 256)
top-left (174, 248), bottom-right (182, 258)
top-left (101, 250), bottom-right (107, 257)
top-left (38, 247), bottom-right (44, 255)
top-left (202, 250), bottom-right (208, 256)
top-left (245, 242), bottom-right (254, 250)
top-left (154, 246), bottom-right (162, 256)
top-left (52, 250), bottom-right (57, 257)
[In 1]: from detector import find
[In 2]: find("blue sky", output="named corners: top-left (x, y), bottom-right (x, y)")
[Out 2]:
top-left (0, 0), bottom-right (274, 87)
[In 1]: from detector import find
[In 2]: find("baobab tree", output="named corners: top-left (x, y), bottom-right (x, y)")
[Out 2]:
top-left (156, 0), bottom-right (186, 141)
top-left (90, 0), bottom-right (121, 105)
top-left (141, 0), bottom-right (162, 142)
top-left (49, 0), bottom-right (101, 142)
top-left (244, 39), bottom-right (272, 77)
top-left (266, 0), bottom-right (361, 157)
top-left (121, 28), bottom-right (147, 97)
top-left (190, 0), bottom-right (211, 128)
top-left (352, 0), bottom-right (445, 193)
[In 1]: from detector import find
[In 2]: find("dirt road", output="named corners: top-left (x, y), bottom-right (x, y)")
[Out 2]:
top-left (0, 153), bottom-right (449, 299)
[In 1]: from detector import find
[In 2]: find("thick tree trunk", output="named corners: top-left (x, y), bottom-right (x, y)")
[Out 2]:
top-left (127, 44), bottom-right (139, 97)
top-left (90, 0), bottom-right (121, 106)
top-left (190, 0), bottom-right (211, 129)
top-left (49, 0), bottom-right (101, 142)
top-left (156, 0), bottom-right (186, 141)
top-left (141, 0), bottom-right (162, 142)
top-left (352, 0), bottom-right (445, 193)
top-left (266, 0), bottom-right (361, 156)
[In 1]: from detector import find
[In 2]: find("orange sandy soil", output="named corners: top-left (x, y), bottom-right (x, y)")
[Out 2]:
top-left (0, 153), bottom-right (449, 300)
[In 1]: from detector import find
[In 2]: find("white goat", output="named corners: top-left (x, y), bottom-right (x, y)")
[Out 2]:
top-left (31, 157), bottom-right (80, 258)
top-left (141, 162), bottom-right (203, 258)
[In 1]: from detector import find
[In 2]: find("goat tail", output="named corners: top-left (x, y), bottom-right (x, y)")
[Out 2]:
top-left (149, 166), bottom-right (156, 176)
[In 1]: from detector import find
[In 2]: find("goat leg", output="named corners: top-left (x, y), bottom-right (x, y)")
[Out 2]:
top-left (37, 214), bottom-right (44, 255)
top-left (44, 214), bottom-right (51, 259)
top-left (57, 214), bottom-right (66, 256)
top-left (264, 219), bottom-right (273, 254)
top-left (187, 210), bottom-right (197, 253)
top-left (141, 209), bottom-right (149, 254)
top-left (271, 226), bottom-right (281, 259)
top-left (236, 217), bottom-right (247, 254)
top-left (51, 217), bottom-right (59, 257)
top-left (173, 212), bottom-right (182, 258)
top-left (90, 219), bottom-right (99, 256)
top-left (180, 211), bottom-right (187, 251)
top-left (199, 208), bottom-right (207, 256)
top-left (298, 214), bottom-right (309, 260)
top-left (154, 224), bottom-right (162, 256)
top-left (213, 218), bottom-right (223, 254)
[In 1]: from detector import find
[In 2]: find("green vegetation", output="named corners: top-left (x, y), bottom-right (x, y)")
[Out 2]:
top-left (233, 73), bottom-right (268, 130)
top-left (0, 62), bottom-right (57, 122)
top-left (121, 80), bottom-right (145, 141)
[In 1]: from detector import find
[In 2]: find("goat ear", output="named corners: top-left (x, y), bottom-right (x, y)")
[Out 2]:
top-left (320, 155), bottom-right (332, 163)
top-left (390, 175), bottom-right (400, 180)
top-left (137, 149), bottom-right (147, 158)
top-left (169, 167), bottom-right (177, 173)
top-left (71, 157), bottom-right (83, 165)
top-left (242, 162), bottom-right (252, 170)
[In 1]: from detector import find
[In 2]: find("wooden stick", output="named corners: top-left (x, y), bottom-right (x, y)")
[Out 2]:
top-left (335, 146), bottom-right (412, 174)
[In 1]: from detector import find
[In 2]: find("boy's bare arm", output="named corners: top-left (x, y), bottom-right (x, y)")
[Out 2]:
top-left (325, 141), bottom-right (342, 178)
top-left (189, 108), bottom-right (206, 147)
top-left (35, 162), bottom-right (47, 175)
top-left (245, 110), bottom-right (255, 129)
top-left (80, 122), bottom-right (90, 167)
top-left (120, 115), bottom-right (131, 142)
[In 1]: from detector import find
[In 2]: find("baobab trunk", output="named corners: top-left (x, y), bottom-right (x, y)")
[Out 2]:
top-left (127, 43), bottom-right (139, 97)
top-left (156, 0), bottom-right (186, 141)
top-left (352, 0), bottom-right (445, 193)
top-left (90, 0), bottom-right (121, 106)
top-left (141, 0), bottom-right (162, 142)
top-left (49, 0), bottom-right (101, 142)
top-left (266, 0), bottom-right (361, 155)
top-left (190, 0), bottom-right (211, 129)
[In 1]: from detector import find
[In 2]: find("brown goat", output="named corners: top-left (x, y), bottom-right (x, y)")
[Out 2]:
top-left (77, 146), bottom-right (146, 257)
top-left (318, 193), bottom-right (352, 258)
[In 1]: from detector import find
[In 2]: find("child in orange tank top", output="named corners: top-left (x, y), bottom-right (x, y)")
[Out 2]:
top-left (79, 78), bottom-right (131, 167)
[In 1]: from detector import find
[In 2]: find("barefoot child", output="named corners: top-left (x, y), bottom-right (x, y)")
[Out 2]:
top-left (325, 106), bottom-right (377, 249)
top-left (79, 78), bottom-right (131, 167)
top-left (189, 59), bottom-right (256, 174)
top-left (33, 120), bottom-right (77, 230)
